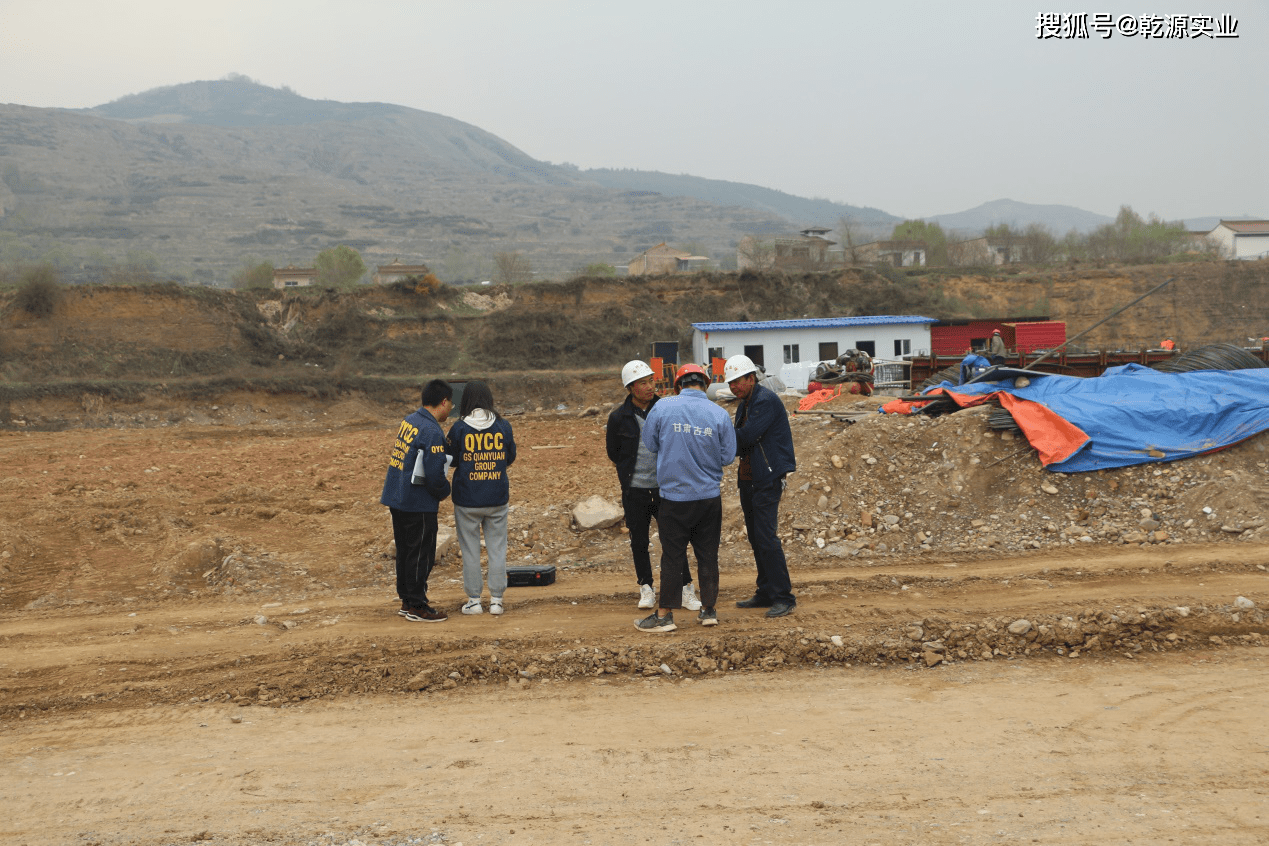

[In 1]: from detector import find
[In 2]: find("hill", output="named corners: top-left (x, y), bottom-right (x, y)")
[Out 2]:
top-left (927, 198), bottom-right (1114, 235)
top-left (0, 80), bottom-right (852, 284)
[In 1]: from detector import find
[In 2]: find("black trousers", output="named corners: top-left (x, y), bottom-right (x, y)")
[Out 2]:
top-left (390, 507), bottom-right (439, 609)
top-left (654, 496), bottom-right (721, 611)
top-left (622, 485), bottom-right (692, 587)
top-left (738, 478), bottom-right (795, 606)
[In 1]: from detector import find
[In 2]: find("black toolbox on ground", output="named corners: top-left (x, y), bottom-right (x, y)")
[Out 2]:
top-left (506, 564), bottom-right (556, 587)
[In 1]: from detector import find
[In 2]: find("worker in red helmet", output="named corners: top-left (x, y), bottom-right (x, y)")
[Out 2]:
top-left (634, 362), bottom-right (736, 632)
top-left (988, 329), bottom-right (1007, 364)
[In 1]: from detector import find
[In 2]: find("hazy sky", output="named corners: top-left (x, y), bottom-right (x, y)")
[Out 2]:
top-left (2, 0), bottom-right (1265, 221)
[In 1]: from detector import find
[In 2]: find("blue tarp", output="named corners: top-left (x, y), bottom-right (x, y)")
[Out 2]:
top-left (914, 363), bottom-right (1269, 473)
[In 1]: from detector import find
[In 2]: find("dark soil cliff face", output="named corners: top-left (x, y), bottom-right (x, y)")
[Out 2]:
top-left (1, 261), bottom-right (1266, 412)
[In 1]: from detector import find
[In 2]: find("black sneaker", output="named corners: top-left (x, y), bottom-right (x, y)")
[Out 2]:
top-left (634, 611), bottom-right (676, 633)
top-left (698, 607), bottom-right (718, 626)
top-left (404, 605), bottom-right (448, 623)
top-left (735, 595), bottom-right (773, 609)
top-left (765, 602), bottom-right (795, 618)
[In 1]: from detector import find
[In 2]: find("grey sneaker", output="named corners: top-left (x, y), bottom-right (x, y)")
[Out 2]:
top-left (634, 611), bottom-right (676, 633)
top-left (682, 583), bottom-right (702, 611)
top-left (698, 607), bottom-right (718, 626)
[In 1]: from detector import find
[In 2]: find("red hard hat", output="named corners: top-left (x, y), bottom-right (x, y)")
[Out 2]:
top-left (992, 329), bottom-right (1002, 335)
top-left (674, 363), bottom-right (708, 388)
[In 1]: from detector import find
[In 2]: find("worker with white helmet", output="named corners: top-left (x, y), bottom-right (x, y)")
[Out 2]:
top-left (725, 353), bottom-right (798, 618)
top-left (605, 360), bottom-right (702, 612)
top-left (634, 363), bottom-right (736, 632)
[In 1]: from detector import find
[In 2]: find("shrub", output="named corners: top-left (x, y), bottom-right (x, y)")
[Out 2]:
top-left (15, 264), bottom-right (61, 317)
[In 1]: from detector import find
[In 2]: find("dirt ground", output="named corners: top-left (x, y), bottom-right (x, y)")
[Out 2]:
top-left (2, 390), bottom-right (1268, 845)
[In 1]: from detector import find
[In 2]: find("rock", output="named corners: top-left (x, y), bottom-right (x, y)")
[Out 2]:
top-left (1139, 518), bottom-right (1160, 531)
top-left (1235, 596), bottom-right (1255, 609)
top-left (1220, 524), bottom-right (1245, 534)
top-left (923, 650), bottom-right (943, 667)
top-left (659, 663), bottom-right (674, 675)
top-left (861, 511), bottom-right (873, 528)
top-left (830, 455), bottom-right (843, 468)
top-left (830, 635), bottom-right (844, 647)
top-left (1041, 484), bottom-right (1059, 495)
top-left (1007, 619), bottom-right (1032, 635)
top-left (817, 495), bottom-right (828, 509)
top-left (578, 406), bottom-right (601, 418)
top-left (572, 496), bottom-right (624, 530)
top-left (883, 514), bottom-right (901, 526)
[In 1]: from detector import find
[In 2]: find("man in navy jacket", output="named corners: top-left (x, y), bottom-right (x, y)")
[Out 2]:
top-left (380, 379), bottom-right (453, 622)
top-left (725, 355), bottom-right (797, 617)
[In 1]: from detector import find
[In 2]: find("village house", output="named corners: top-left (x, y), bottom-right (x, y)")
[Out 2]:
top-left (852, 240), bottom-right (927, 267)
top-left (627, 243), bottom-right (710, 275)
top-left (271, 265), bottom-right (318, 289)
top-left (949, 236), bottom-right (1024, 266)
top-left (372, 260), bottom-right (432, 285)
top-left (1206, 220), bottom-right (1269, 260)
top-left (738, 227), bottom-right (839, 271)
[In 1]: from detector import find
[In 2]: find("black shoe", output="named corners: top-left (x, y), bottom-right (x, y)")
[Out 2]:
top-left (765, 602), bottom-right (795, 618)
top-left (735, 595), bottom-right (773, 609)
top-left (698, 607), bottom-right (718, 627)
top-left (634, 611), bottom-right (676, 633)
top-left (404, 605), bottom-right (448, 623)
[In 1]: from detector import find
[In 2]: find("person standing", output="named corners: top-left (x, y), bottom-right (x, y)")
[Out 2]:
top-left (605, 360), bottom-right (701, 612)
top-left (446, 381), bottom-right (517, 616)
top-left (635, 363), bottom-right (736, 632)
top-left (380, 379), bottom-right (453, 623)
top-left (988, 329), bottom-right (1007, 364)
top-left (725, 354), bottom-right (797, 618)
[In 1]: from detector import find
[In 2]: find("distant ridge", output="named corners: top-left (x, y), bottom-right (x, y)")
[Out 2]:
top-left (583, 168), bottom-right (900, 231)
top-left (927, 198), bottom-right (1113, 235)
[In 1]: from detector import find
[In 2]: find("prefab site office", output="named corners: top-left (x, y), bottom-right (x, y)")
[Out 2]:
top-left (690, 315), bottom-right (937, 370)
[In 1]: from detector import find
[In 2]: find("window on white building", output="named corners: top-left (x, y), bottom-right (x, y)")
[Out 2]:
top-left (783, 344), bottom-right (800, 364)
top-left (893, 339), bottom-right (911, 356)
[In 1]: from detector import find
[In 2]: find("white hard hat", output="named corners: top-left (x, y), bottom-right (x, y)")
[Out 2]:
top-left (621, 359), bottom-right (655, 388)
top-left (723, 354), bottom-right (758, 383)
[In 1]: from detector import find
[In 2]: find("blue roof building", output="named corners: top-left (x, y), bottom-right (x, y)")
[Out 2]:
top-left (690, 315), bottom-right (936, 382)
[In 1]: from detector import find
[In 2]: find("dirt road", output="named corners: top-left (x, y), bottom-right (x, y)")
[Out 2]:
top-left (2, 400), bottom-right (1267, 845)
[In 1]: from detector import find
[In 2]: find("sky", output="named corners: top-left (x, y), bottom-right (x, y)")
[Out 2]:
top-left (1, 0), bottom-right (1266, 222)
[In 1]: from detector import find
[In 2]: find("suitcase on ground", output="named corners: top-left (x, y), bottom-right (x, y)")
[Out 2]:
top-left (506, 564), bottom-right (556, 587)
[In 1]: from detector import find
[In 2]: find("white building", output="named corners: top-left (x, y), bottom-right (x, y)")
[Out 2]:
top-left (690, 315), bottom-right (937, 373)
top-left (1207, 220), bottom-right (1269, 260)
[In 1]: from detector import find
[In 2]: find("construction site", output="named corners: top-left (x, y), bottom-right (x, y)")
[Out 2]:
top-left (1, 261), bottom-right (1268, 846)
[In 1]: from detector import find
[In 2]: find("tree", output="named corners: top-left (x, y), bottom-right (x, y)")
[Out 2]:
top-left (736, 235), bottom-right (774, 270)
top-left (232, 260), bottom-right (275, 290)
top-left (494, 251), bottom-right (533, 285)
top-left (1084, 206), bottom-right (1189, 264)
top-left (836, 215), bottom-right (865, 264)
top-left (314, 245), bottom-right (366, 289)
top-left (890, 220), bottom-right (948, 265)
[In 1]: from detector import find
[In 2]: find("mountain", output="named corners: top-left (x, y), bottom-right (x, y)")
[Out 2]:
top-left (926, 198), bottom-right (1113, 236)
top-left (582, 168), bottom-right (900, 232)
top-left (0, 79), bottom-right (803, 283)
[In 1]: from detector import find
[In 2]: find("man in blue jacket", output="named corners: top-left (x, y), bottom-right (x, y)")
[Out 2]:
top-left (605, 360), bottom-right (701, 612)
top-left (380, 379), bottom-right (453, 623)
top-left (725, 355), bottom-right (797, 618)
top-left (636, 363), bottom-right (736, 632)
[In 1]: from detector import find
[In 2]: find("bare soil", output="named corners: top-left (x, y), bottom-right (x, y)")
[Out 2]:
top-left (2, 390), bottom-right (1268, 846)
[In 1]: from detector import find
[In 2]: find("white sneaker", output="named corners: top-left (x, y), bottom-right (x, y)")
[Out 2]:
top-left (489, 598), bottom-right (504, 616)
top-left (682, 583), bottom-right (702, 611)
top-left (461, 597), bottom-right (483, 615)
top-left (638, 584), bottom-right (655, 609)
